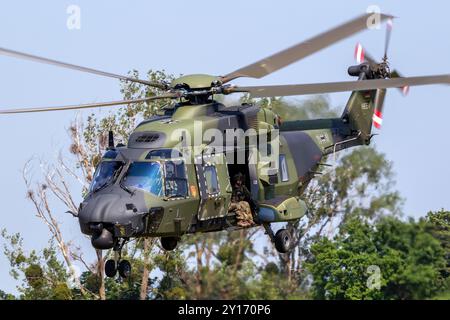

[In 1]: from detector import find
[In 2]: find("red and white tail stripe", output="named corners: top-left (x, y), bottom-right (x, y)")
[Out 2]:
top-left (387, 18), bottom-right (393, 30)
top-left (355, 43), bottom-right (365, 64)
top-left (372, 109), bottom-right (383, 129)
top-left (402, 85), bottom-right (410, 96)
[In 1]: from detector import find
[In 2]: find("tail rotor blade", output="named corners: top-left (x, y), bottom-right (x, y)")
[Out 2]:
top-left (354, 43), bottom-right (378, 67)
top-left (402, 85), bottom-right (410, 95)
top-left (354, 41), bottom-right (409, 96)
top-left (384, 19), bottom-right (394, 60)
top-left (355, 43), bottom-right (365, 64)
top-left (373, 89), bottom-right (387, 129)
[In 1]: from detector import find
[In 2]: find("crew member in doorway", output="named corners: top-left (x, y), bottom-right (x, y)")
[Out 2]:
top-left (229, 172), bottom-right (256, 227)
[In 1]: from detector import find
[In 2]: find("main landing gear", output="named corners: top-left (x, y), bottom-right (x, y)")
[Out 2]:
top-left (263, 223), bottom-right (292, 253)
top-left (104, 236), bottom-right (180, 277)
top-left (105, 238), bottom-right (132, 278)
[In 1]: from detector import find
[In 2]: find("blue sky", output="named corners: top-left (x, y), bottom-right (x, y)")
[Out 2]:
top-left (1, 1), bottom-right (450, 294)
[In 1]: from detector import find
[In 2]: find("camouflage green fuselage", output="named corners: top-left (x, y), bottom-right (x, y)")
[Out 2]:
top-left (78, 88), bottom-right (378, 241)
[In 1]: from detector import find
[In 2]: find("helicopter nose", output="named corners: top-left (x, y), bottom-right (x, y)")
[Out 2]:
top-left (77, 194), bottom-right (124, 249)
top-left (78, 194), bottom-right (125, 225)
top-left (77, 190), bottom-right (148, 250)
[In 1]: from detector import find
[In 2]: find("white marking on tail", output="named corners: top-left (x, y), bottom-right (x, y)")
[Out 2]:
top-left (355, 43), bottom-right (365, 64)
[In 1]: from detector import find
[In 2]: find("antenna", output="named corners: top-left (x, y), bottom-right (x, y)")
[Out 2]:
top-left (108, 130), bottom-right (115, 150)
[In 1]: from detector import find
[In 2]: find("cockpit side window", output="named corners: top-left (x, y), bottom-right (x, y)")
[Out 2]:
top-left (103, 150), bottom-right (118, 159)
top-left (164, 160), bottom-right (188, 198)
top-left (121, 162), bottom-right (164, 197)
top-left (90, 161), bottom-right (123, 193)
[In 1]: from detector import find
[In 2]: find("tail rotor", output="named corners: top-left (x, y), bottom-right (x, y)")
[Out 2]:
top-left (354, 18), bottom-right (409, 129)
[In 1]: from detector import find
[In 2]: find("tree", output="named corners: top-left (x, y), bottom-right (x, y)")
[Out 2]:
top-left (426, 210), bottom-right (450, 298)
top-left (0, 290), bottom-right (15, 300)
top-left (307, 216), bottom-right (447, 300)
top-left (1, 230), bottom-right (80, 300)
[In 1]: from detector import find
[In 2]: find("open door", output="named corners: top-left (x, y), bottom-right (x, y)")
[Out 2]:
top-left (195, 153), bottom-right (231, 221)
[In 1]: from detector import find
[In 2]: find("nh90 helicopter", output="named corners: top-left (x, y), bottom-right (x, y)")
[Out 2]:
top-left (1, 13), bottom-right (450, 278)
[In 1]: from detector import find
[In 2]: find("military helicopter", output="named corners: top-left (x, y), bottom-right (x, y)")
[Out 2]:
top-left (1, 13), bottom-right (450, 278)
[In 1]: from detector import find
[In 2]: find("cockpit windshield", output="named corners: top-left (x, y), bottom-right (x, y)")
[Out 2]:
top-left (90, 161), bottom-right (123, 193)
top-left (121, 162), bottom-right (164, 197)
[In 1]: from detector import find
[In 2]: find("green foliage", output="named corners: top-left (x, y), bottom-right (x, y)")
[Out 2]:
top-left (52, 283), bottom-right (72, 300)
top-left (309, 146), bottom-right (402, 222)
top-left (426, 210), bottom-right (450, 276)
top-left (272, 96), bottom-right (339, 120)
top-left (240, 95), bottom-right (339, 120)
top-left (307, 216), bottom-right (447, 300)
top-left (1, 230), bottom-right (75, 300)
top-left (82, 70), bottom-right (174, 150)
top-left (245, 267), bottom-right (310, 300)
top-left (425, 210), bottom-right (450, 298)
top-left (0, 290), bottom-right (16, 300)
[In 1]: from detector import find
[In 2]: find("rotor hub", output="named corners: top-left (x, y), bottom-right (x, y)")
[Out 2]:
top-left (171, 74), bottom-right (221, 90)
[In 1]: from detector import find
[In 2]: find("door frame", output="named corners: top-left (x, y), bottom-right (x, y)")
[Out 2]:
top-left (195, 153), bottom-right (231, 221)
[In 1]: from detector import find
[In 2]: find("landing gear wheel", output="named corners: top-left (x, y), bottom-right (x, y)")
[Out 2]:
top-left (118, 260), bottom-right (132, 278)
top-left (106, 238), bottom-right (131, 278)
top-left (161, 237), bottom-right (178, 251)
top-left (274, 229), bottom-right (292, 253)
top-left (105, 259), bottom-right (117, 278)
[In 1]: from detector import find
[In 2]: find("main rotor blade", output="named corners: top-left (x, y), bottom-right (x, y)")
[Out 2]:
top-left (0, 47), bottom-right (167, 89)
top-left (390, 69), bottom-right (410, 95)
top-left (232, 75), bottom-right (450, 97)
top-left (0, 93), bottom-right (178, 114)
top-left (221, 13), bottom-right (394, 83)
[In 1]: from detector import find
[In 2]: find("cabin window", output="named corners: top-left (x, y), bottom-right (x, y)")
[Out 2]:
top-left (146, 149), bottom-right (182, 159)
top-left (204, 166), bottom-right (219, 194)
top-left (279, 154), bottom-right (289, 182)
top-left (164, 160), bottom-right (188, 198)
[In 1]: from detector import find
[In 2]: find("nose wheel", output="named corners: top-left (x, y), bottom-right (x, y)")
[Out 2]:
top-left (105, 238), bottom-right (132, 278)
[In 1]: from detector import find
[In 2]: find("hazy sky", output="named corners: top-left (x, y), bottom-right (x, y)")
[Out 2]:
top-left (1, 1), bottom-right (450, 294)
